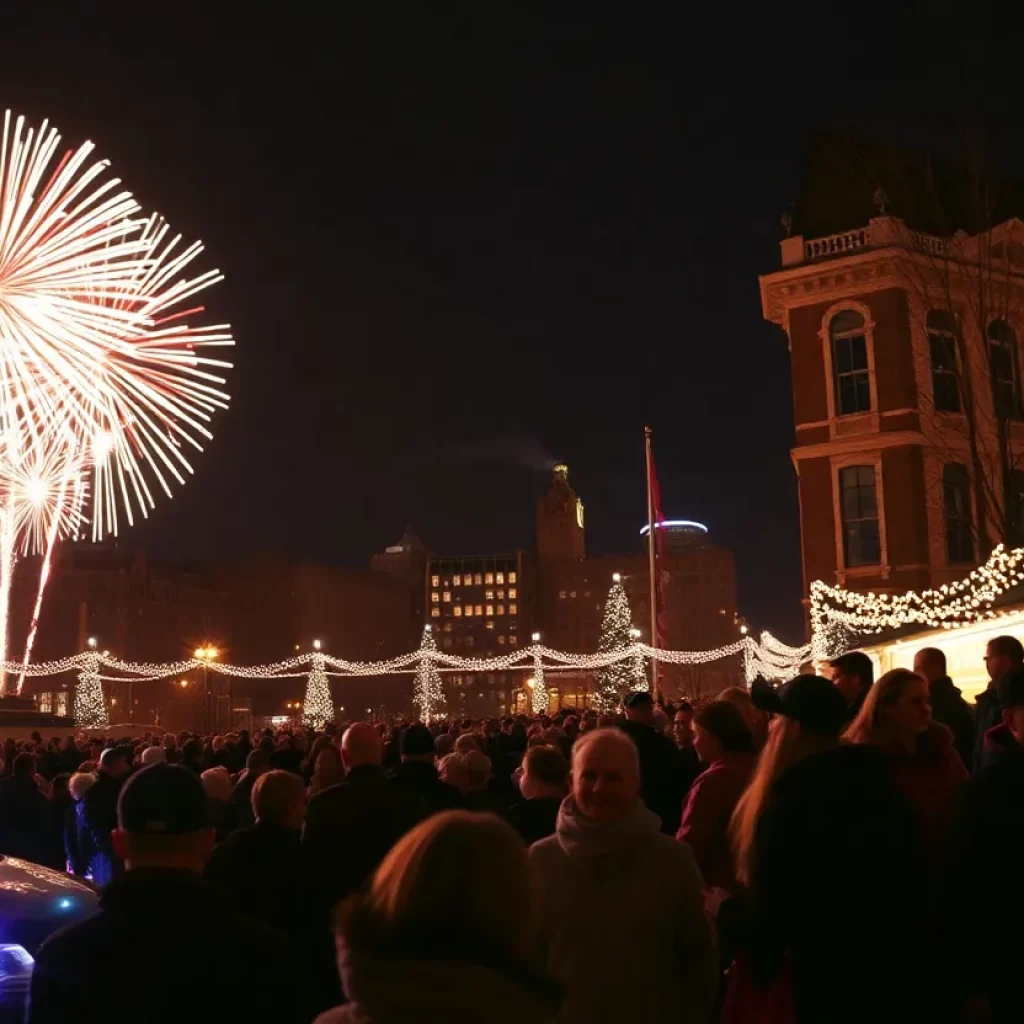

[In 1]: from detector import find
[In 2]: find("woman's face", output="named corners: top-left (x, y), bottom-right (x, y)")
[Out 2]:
top-left (692, 724), bottom-right (722, 766)
top-left (882, 676), bottom-right (932, 737)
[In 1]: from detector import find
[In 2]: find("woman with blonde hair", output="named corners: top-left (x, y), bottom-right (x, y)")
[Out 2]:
top-left (726, 675), bottom-right (929, 1023)
top-left (845, 667), bottom-right (967, 868)
top-left (316, 811), bottom-right (559, 1023)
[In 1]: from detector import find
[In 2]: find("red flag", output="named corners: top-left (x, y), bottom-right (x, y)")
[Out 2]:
top-left (648, 447), bottom-right (668, 647)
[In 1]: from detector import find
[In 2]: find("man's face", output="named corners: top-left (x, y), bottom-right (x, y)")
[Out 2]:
top-left (103, 756), bottom-right (128, 779)
top-left (829, 665), bottom-right (862, 705)
top-left (572, 737), bottom-right (639, 824)
top-left (984, 645), bottom-right (1012, 682)
top-left (672, 711), bottom-right (694, 747)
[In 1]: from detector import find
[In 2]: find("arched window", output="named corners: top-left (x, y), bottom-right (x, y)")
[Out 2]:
top-left (988, 319), bottom-right (1021, 420)
top-left (942, 464), bottom-right (973, 564)
top-left (927, 310), bottom-right (960, 412)
top-left (829, 310), bottom-right (871, 416)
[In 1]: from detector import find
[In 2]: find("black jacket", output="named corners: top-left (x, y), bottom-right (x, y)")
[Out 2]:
top-left (948, 724), bottom-right (1024, 1022)
top-left (618, 719), bottom-right (683, 833)
top-left (505, 797), bottom-right (561, 845)
top-left (973, 677), bottom-right (1006, 773)
top-left (231, 769), bottom-right (260, 828)
top-left (304, 764), bottom-right (426, 909)
top-left (929, 676), bottom-right (975, 771)
top-left (0, 774), bottom-right (50, 863)
top-left (744, 745), bottom-right (931, 1024)
top-left (81, 772), bottom-right (124, 885)
top-left (386, 759), bottom-right (462, 816)
top-left (27, 869), bottom-right (315, 1024)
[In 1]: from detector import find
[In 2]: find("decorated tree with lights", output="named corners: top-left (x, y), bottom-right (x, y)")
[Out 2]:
top-left (74, 651), bottom-right (108, 728)
top-left (595, 574), bottom-right (637, 709)
top-left (414, 625), bottom-right (446, 722)
top-left (301, 653), bottom-right (334, 729)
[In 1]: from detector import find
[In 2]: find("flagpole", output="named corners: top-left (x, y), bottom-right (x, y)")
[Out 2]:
top-left (644, 425), bottom-right (660, 703)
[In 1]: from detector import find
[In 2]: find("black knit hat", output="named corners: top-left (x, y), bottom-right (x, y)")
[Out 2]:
top-left (764, 674), bottom-right (849, 737)
top-left (400, 723), bottom-right (435, 757)
top-left (117, 763), bottom-right (210, 835)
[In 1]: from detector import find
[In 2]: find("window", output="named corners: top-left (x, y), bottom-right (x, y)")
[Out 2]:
top-left (839, 465), bottom-right (881, 567)
top-left (496, 572), bottom-right (505, 584)
top-left (989, 319), bottom-right (1021, 419)
top-left (498, 635), bottom-right (506, 645)
top-left (486, 604), bottom-right (494, 616)
top-left (465, 605), bottom-right (474, 617)
top-left (485, 589), bottom-right (494, 600)
top-left (475, 604), bottom-right (483, 616)
top-left (465, 636), bottom-right (474, 648)
top-left (943, 464), bottom-right (973, 564)
top-left (486, 621), bottom-right (494, 630)
top-left (509, 603), bottom-right (518, 615)
top-left (442, 591), bottom-right (451, 602)
top-left (509, 635), bottom-right (517, 646)
top-left (443, 637), bottom-right (453, 649)
top-left (509, 572), bottom-right (517, 584)
top-left (431, 607), bottom-right (441, 618)
top-left (38, 692), bottom-right (52, 714)
top-left (829, 310), bottom-right (871, 416)
top-left (485, 572), bottom-right (494, 585)
top-left (559, 590), bottom-right (567, 599)
top-left (927, 310), bottom-right (961, 413)
top-left (431, 575), bottom-right (440, 587)
top-left (509, 588), bottom-right (517, 599)
top-left (453, 575), bottom-right (461, 586)
top-left (474, 573), bottom-right (483, 585)
top-left (454, 605), bottom-right (462, 617)
top-left (56, 692), bottom-right (67, 717)
top-left (443, 622), bottom-right (452, 633)
top-left (496, 604), bottom-right (504, 615)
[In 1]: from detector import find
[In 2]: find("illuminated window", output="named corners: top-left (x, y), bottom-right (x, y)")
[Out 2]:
top-left (443, 622), bottom-right (452, 633)
top-left (475, 604), bottom-right (483, 616)
top-left (431, 591), bottom-right (439, 603)
top-left (486, 604), bottom-right (494, 616)
top-left (464, 605), bottom-right (473, 617)
top-left (442, 591), bottom-right (451, 602)
top-left (474, 573), bottom-right (482, 585)
top-left (498, 635), bottom-right (506, 645)
top-left (486, 621), bottom-right (494, 630)
top-left (497, 588), bottom-right (505, 599)
top-left (56, 692), bottom-right (67, 717)
top-left (496, 604), bottom-right (505, 615)
top-left (453, 575), bottom-right (461, 586)
top-left (509, 603), bottom-right (517, 615)
top-left (509, 572), bottom-right (517, 584)
top-left (569, 591), bottom-right (576, 599)
top-left (38, 692), bottom-right (52, 714)
top-left (431, 607), bottom-right (441, 618)
top-left (443, 637), bottom-right (453, 649)
top-left (454, 605), bottom-right (463, 617)
top-left (431, 575), bottom-right (440, 587)
top-left (485, 589), bottom-right (494, 600)
top-left (465, 636), bottom-right (475, 648)
top-left (485, 573), bottom-right (494, 585)
top-left (496, 572), bottom-right (505, 584)
top-left (509, 635), bottom-right (517, 646)
top-left (509, 588), bottom-right (517, 599)
top-left (559, 590), bottom-right (566, 599)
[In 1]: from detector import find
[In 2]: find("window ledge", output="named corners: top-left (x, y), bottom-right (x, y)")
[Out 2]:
top-left (836, 563), bottom-right (890, 586)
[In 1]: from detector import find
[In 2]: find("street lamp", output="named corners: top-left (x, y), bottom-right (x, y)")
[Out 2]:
top-left (194, 645), bottom-right (219, 733)
top-left (526, 677), bottom-right (536, 690)
top-left (313, 638), bottom-right (322, 651)
top-left (87, 637), bottom-right (97, 650)
top-left (531, 631), bottom-right (541, 643)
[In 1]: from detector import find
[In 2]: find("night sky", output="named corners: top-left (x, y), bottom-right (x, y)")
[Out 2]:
top-left (1, 4), bottom-right (1015, 643)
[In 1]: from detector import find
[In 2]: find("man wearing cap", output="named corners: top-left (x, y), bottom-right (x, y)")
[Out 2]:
top-left (81, 747), bottom-right (130, 885)
top-left (27, 763), bottom-right (314, 1024)
top-left (619, 691), bottom-right (684, 833)
top-left (949, 666), bottom-right (1024, 1023)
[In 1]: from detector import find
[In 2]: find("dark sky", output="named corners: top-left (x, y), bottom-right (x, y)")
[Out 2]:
top-left (1, 3), bottom-right (1015, 643)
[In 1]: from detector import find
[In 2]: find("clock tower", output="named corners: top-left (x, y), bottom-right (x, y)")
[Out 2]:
top-left (536, 464), bottom-right (585, 566)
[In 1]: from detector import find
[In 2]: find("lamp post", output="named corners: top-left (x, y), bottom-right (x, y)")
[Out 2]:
top-left (194, 645), bottom-right (219, 733)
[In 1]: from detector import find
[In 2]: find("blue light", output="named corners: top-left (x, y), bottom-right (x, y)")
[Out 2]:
top-left (640, 520), bottom-right (709, 536)
top-left (57, 898), bottom-right (72, 910)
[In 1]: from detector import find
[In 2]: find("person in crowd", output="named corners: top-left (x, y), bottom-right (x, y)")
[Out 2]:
top-left (672, 700), bottom-right (695, 748)
top-left (304, 722), bottom-right (425, 912)
top-left (387, 723), bottom-right (462, 813)
top-left (316, 810), bottom-right (560, 1024)
top-left (200, 766), bottom-right (239, 843)
top-left (438, 751), bottom-right (469, 791)
top-left (82, 747), bottom-right (130, 885)
top-left (66, 771), bottom-right (96, 877)
top-left (162, 734), bottom-right (180, 763)
top-left (271, 734), bottom-right (304, 774)
top-left (41, 772), bottom-right (73, 871)
top-left (828, 649), bottom-right (875, 721)
top-left (309, 740), bottom-right (345, 796)
top-left (948, 665), bottom-right (1024, 1023)
top-left (618, 690), bottom-right (685, 833)
top-left (140, 744), bottom-right (166, 766)
top-left (179, 737), bottom-right (203, 775)
top-left (232, 747), bottom-right (271, 828)
top-left (913, 647), bottom-right (974, 769)
top-left (975, 635), bottom-right (1024, 773)
top-left (671, 700), bottom-right (703, 798)
top-left (454, 731), bottom-right (486, 755)
top-left (676, 700), bottom-right (756, 894)
top-left (505, 744), bottom-right (568, 845)
top-left (529, 729), bottom-right (717, 1023)
top-left (729, 675), bottom-right (930, 1024)
top-left (460, 749), bottom-right (507, 813)
top-left (28, 763), bottom-right (314, 1023)
top-left (61, 736), bottom-right (84, 774)
top-left (845, 668), bottom-right (967, 869)
top-left (39, 739), bottom-right (63, 781)
top-left (434, 732), bottom-right (454, 758)
top-left (0, 751), bottom-right (51, 863)
top-left (717, 686), bottom-right (770, 749)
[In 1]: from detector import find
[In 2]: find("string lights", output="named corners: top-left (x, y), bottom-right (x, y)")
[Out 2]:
top-left (301, 648), bottom-right (334, 729)
top-left (73, 651), bottom-right (107, 728)
top-left (413, 625), bottom-right (445, 723)
top-left (530, 633), bottom-right (548, 713)
top-left (595, 573), bottom-right (637, 709)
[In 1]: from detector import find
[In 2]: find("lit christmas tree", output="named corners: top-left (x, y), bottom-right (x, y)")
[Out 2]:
top-left (301, 652), bottom-right (334, 729)
top-left (595, 573), bottom-right (637, 709)
top-left (74, 652), bottom-right (108, 728)
top-left (414, 625), bottom-right (446, 722)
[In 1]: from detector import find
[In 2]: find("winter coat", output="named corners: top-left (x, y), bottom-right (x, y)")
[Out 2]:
top-left (973, 679), bottom-right (1005, 773)
top-left (207, 796), bottom-right (239, 844)
top-left (741, 744), bottom-right (931, 1024)
top-left (676, 751), bottom-right (756, 893)
top-left (505, 797), bottom-right (561, 845)
top-left (529, 796), bottom-right (717, 1024)
top-left (316, 920), bottom-right (560, 1024)
top-left (0, 773), bottom-right (50, 863)
top-left (928, 676), bottom-right (974, 770)
top-left (81, 771), bottom-right (124, 885)
top-left (880, 722), bottom-right (967, 871)
top-left (947, 724), bottom-right (1024, 1023)
top-left (27, 869), bottom-right (316, 1024)
top-left (618, 719), bottom-right (685, 832)
top-left (386, 759), bottom-right (462, 816)
top-left (231, 768), bottom-right (260, 828)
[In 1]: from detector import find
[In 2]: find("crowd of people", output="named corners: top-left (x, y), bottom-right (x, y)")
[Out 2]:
top-left (0, 634), bottom-right (1022, 1022)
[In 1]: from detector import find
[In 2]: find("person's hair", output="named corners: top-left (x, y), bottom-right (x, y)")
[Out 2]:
top-left (570, 728), bottom-right (640, 777)
top-left (915, 647), bottom-right (946, 675)
top-left (438, 752), bottom-right (468, 789)
top-left (181, 738), bottom-right (202, 761)
top-left (245, 748), bottom-right (271, 773)
top-left (988, 635), bottom-right (1024, 665)
top-left (522, 745), bottom-right (569, 787)
top-left (694, 701), bottom-right (755, 753)
top-left (69, 771), bottom-right (97, 801)
top-left (338, 811), bottom-right (534, 965)
top-left (13, 752), bottom-right (35, 777)
top-left (454, 732), bottom-right (485, 755)
top-left (434, 733), bottom-right (454, 757)
top-left (200, 766), bottom-right (233, 802)
top-left (732, 716), bottom-right (836, 885)
top-left (463, 749), bottom-right (491, 790)
top-left (251, 770), bottom-right (304, 825)
top-left (829, 651), bottom-right (875, 688)
top-left (844, 668), bottom-right (923, 745)
top-left (312, 743), bottom-right (344, 788)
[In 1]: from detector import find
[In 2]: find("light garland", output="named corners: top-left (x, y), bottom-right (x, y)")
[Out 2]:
top-left (301, 652), bottom-right (334, 729)
top-left (531, 641), bottom-right (548, 714)
top-left (809, 544), bottom-right (1024, 643)
top-left (74, 652), bottom-right (108, 728)
top-left (595, 574), bottom-right (636, 710)
top-left (413, 625), bottom-right (445, 723)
